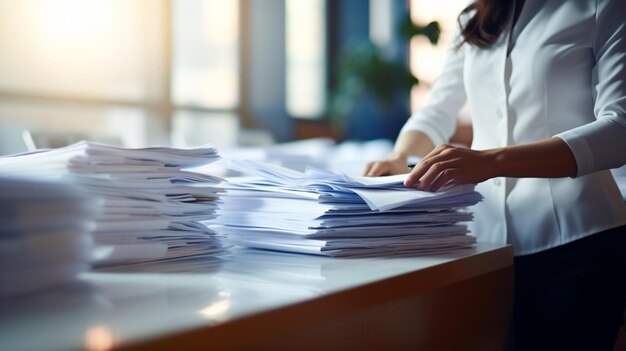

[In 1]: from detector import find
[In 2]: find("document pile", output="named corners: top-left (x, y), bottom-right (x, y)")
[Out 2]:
top-left (0, 141), bottom-right (226, 266)
top-left (0, 176), bottom-right (97, 298)
top-left (213, 160), bottom-right (483, 257)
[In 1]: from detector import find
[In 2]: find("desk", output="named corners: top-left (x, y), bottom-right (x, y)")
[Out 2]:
top-left (0, 243), bottom-right (513, 351)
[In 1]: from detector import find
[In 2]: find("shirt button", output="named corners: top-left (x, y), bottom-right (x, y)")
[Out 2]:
top-left (496, 110), bottom-right (504, 119)
top-left (494, 178), bottom-right (502, 186)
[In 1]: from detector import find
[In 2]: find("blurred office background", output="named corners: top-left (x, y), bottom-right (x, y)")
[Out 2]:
top-left (0, 0), bottom-right (468, 154)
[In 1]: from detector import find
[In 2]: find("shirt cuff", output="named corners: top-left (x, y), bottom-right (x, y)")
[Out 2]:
top-left (554, 129), bottom-right (593, 177)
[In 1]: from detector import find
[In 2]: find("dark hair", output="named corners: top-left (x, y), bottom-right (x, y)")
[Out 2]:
top-left (457, 0), bottom-right (514, 48)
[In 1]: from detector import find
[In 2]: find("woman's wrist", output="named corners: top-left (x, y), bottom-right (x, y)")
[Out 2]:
top-left (387, 151), bottom-right (409, 163)
top-left (488, 147), bottom-right (510, 178)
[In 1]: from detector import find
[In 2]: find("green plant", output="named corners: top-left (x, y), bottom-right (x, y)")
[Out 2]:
top-left (329, 19), bottom-right (441, 127)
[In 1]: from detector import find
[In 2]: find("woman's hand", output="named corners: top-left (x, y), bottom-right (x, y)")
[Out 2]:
top-left (364, 131), bottom-right (436, 177)
top-left (404, 144), bottom-right (501, 191)
top-left (364, 157), bottom-right (412, 176)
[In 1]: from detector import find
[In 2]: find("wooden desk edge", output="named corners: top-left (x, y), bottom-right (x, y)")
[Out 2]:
top-left (120, 245), bottom-right (513, 351)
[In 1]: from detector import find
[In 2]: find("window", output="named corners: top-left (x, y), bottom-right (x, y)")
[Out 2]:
top-left (0, 0), bottom-right (241, 150)
top-left (409, 0), bottom-right (468, 112)
top-left (171, 0), bottom-right (240, 148)
top-left (285, 0), bottom-right (327, 119)
top-left (0, 0), bottom-right (429, 151)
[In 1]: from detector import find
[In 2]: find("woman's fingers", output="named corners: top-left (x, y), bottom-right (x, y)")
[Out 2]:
top-left (417, 160), bottom-right (459, 190)
top-left (406, 159), bottom-right (457, 190)
top-left (404, 145), bottom-right (477, 190)
top-left (364, 159), bottom-right (411, 177)
top-left (403, 144), bottom-right (454, 187)
top-left (430, 168), bottom-right (461, 191)
top-left (364, 161), bottom-right (391, 177)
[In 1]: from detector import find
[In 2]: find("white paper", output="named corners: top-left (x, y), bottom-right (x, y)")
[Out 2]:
top-left (212, 159), bottom-right (482, 257)
top-left (0, 141), bottom-right (228, 267)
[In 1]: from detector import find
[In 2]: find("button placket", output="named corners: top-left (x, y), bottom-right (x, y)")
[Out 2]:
top-left (495, 10), bottom-right (515, 244)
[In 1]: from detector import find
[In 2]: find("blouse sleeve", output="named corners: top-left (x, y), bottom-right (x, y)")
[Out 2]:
top-left (399, 37), bottom-right (468, 147)
top-left (555, 0), bottom-right (626, 176)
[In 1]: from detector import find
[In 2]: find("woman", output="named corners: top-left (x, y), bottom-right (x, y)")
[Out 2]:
top-left (365, 0), bottom-right (626, 349)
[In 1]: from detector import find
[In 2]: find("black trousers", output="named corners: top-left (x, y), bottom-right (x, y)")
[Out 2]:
top-left (512, 225), bottom-right (626, 351)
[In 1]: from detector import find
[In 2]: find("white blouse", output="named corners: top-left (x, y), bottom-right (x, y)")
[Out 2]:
top-left (400, 0), bottom-right (626, 255)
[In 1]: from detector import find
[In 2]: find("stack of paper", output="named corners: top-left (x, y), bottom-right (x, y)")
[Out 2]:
top-left (211, 160), bottom-right (483, 257)
top-left (0, 141), bottom-right (226, 266)
top-left (0, 176), bottom-right (98, 298)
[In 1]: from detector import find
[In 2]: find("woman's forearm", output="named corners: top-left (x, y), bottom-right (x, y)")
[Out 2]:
top-left (493, 137), bottom-right (577, 178)
top-left (404, 137), bottom-right (578, 191)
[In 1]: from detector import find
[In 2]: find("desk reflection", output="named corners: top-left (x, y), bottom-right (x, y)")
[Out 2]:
top-left (0, 243), bottom-right (511, 351)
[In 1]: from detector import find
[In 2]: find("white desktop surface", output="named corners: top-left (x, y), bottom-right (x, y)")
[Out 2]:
top-left (0, 242), bottom-right (512, 351)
